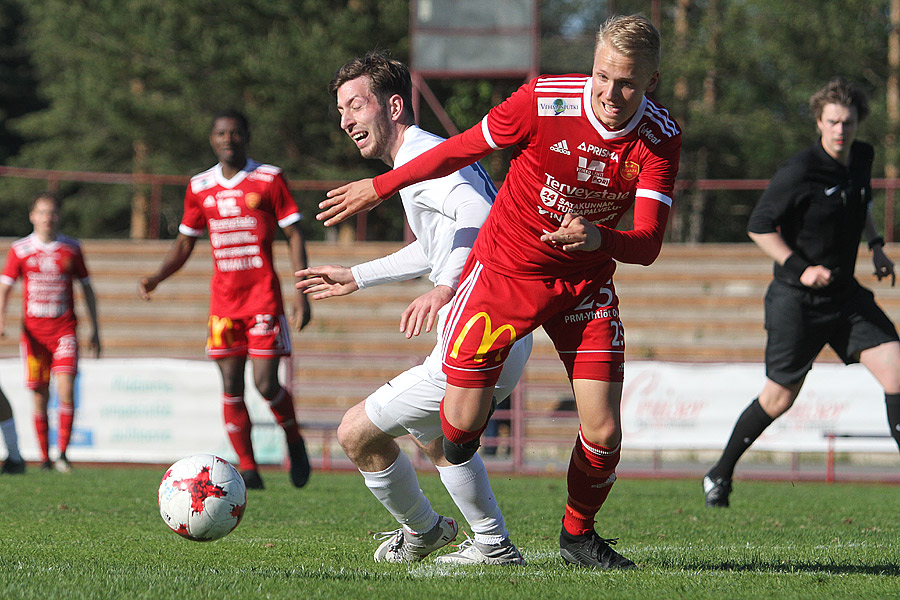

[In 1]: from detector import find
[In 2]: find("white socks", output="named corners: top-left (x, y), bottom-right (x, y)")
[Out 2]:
top-left (1, 418), bottom-right (22, 461)
top-left (436, 453), bottom-right (507, 546)
top-left (361, 451), bottom-right (439, 534)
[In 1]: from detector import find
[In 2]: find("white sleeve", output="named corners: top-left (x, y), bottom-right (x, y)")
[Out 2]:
top-left (430, 183), bottom-right (492, 290)
top-left (351, 241), bottom-right (431, 289)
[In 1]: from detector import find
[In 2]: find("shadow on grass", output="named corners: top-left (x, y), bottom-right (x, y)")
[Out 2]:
top-left (694, 560), bottom-right (900, 576)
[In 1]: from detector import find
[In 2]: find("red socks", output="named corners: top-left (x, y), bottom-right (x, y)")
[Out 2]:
top-left (57, 404), bottom-right (74, 456)
top-left (34, 411), bottom-right (50, 462)
top-left (563, 429), bottom-right (620, 536)
top-left (222, 395), bottom-right (256, 471)
top-left (265, 387), bottom-right (301, 444)
top-left (439, 401), bottom-right (489, 443)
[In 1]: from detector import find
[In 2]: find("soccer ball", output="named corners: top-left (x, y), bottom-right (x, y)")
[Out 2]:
top-left (158, 454), bottom-right (247, 541)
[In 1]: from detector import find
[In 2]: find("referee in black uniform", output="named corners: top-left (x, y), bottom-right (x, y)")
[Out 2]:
top-left (704, 78), bottom-right (900, 507)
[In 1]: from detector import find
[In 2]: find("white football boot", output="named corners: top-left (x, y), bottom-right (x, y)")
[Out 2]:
top-left (373, 515), bottom-right (458, 563)
top-left (435, 536), bottom-right (525, 565)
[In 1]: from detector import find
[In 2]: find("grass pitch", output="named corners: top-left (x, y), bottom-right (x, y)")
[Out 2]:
top-left (1, 465), bottom-right (898, 599)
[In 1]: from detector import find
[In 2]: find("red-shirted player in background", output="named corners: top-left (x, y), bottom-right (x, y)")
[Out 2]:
top-left (140, 109), bottom-right (312, 490)
top-left (0, 192), bottom-right (101, 473)
top-left (318, 15), bottom-right (681, 569)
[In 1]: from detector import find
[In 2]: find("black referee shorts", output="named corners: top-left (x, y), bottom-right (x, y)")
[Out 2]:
top-left (764, 279), bottom-right (899, 386)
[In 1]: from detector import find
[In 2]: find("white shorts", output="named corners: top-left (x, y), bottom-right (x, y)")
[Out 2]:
top-left (364, 322), bottom-right (532, 444)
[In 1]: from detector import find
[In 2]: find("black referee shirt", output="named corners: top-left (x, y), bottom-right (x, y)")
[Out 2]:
top-left (748, 139), bottom-right (874, 292)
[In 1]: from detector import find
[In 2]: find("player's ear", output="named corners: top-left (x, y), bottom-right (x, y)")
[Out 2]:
top-left (388, 94), bottom-right (404, 122)
top-left (645, 71), bottom-right (659, 94)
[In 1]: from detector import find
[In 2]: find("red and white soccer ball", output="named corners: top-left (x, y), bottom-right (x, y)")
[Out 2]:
top-left (158, 454), bottom-right (247, 542)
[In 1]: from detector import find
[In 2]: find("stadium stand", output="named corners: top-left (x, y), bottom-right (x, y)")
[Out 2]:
top-left (2, 240), bottom-right (897, 473)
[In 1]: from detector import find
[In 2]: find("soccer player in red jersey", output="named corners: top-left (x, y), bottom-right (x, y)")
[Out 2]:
top-left (140, 110), bottom-right (312, 490)
top-left (318, 15), bottom-right (681, 569)
top-left (0, 192), bottom-right (101, 473)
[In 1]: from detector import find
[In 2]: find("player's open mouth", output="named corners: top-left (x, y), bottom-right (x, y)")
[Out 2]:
top-left (351, 131), bottom-right (368, 145)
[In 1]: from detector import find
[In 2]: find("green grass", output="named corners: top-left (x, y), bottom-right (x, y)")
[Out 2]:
top-left (2, 466), bottom-right (899, 599)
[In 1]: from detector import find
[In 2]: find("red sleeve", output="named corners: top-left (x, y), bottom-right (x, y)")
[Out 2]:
top-left (180, 186), bottom-right (206, 234)
top-left (598, 134), bottom-right (681, 265)
top-left (373, 82), bottom-right (538, 200)
top-left (1, 247), bottom-right (19, 282)
top-left (597, 197), bottom-right (670, 265)
top-left (374, 125), bottom-right (494, 199)
top-left (271, 172), bottom-right (301, 225)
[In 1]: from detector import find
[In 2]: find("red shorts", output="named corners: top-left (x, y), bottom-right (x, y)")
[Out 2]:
top-left (20, 327), bottom-right (78, 389)
top-left (442, 260), bottom-right (624, 388)
top-left (206, 313), bottom-right (291, 359)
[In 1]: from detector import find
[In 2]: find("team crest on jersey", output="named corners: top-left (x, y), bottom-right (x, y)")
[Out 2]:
top-left (538, 97), bottom-right (581, 117)
top-left (621, 161), bottom-right (640, 180)
top-left (245, 193), bottom-right (261, 210)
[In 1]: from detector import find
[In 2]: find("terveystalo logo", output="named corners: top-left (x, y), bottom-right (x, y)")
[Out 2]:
top-left (450, 312), bottom-right (516, 363)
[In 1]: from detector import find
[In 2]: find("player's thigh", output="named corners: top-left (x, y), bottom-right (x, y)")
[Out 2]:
top-left (839, 286), bottom-right (900, 365)
top-left (21, 331), bottom-right (52, 391)
top-left (207, 314), bottom-right (249, 359)
top-left (49, 334), bottom-right (78, 376)
top-left (763, 282), bottom-right (825, 386)
top-left (246, 314), bottom-right (291, 360)
top-left (442, 264), bottom-right (549, 389)
top-left (365, 367), bottom-right (445, 444)
top-left (860, 341), bottom-right (900, 392)
top-left (543, 277), bottom-right (625, 381)
top-left (492, 333), bottom-right (533, 402)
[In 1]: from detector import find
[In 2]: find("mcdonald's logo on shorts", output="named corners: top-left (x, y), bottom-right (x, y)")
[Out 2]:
top-left (450, 312), bottom-right (516, 363)
top-left (208, 315), bottom-right (235, 349)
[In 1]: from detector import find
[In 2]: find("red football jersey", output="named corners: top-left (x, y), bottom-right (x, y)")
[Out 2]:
top-left (0, 233), bottom-right (89, 337)
top-left (375, 75), bottom-right (681, 279)
top-left (180, 160), bottom-right (301, 317)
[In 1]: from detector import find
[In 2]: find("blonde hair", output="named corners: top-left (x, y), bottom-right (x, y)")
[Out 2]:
top-left (595, 14), bottom-right (661, 73)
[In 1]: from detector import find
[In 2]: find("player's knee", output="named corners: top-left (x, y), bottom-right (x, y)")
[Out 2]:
top-left (442, 436), bottom-right (479, 465)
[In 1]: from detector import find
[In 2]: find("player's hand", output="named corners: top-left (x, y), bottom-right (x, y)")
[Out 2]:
top-left (799, 265), bottom-right (833, 289)
top-left (90, 331), bottom-right (101, 358)
top-left (318, 179), bottom-right (383, 227)
top-left (290, 293), bottom-right (311, 332)
top-left (138, 276), bottom-right (159, 300)
top-left (540, 213), bottom-right (602, 252)
top-left (400, 285), bottom-right (454, 339)
top-left (872, 247), bottom-right (896, 287)
top-left (295, 265), bottom-right (359, 299)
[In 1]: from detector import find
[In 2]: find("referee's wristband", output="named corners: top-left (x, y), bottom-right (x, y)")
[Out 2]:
top-left (783, 253), bottom-right (812, 278)
top-left (868, 236), bottom-right (885, 251)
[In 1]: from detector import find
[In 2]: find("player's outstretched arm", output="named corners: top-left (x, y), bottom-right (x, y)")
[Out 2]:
top-left (283, 223), bottom-right (312, 332)
top-left (0, 281), bottom-right (11, 338)
top-left (318, 179), bottom-right (382, 227)
top-left (81, 279), bottom-right (102, 358)
top-left (295, 265), bottom-right (359, 300)
top-left (139, 234), bottom-right (197, 300)
top-left (872, 246), bottom-right (896, 286)
top-left (399, 285), bottom-right (454, 339)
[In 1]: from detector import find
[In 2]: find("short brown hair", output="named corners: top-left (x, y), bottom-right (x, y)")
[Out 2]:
top-left (328, 51), bottom-right (414, 122)
top-left (809, 78), bottom-right (869, 122)
top-left (596, 14), bottom-right (661, 74)
top-left (31, 191), bottom-right (61, 211)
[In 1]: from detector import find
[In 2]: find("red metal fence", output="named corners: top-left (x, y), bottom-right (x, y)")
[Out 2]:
top-left (3, 166), bottom-right (900, 242)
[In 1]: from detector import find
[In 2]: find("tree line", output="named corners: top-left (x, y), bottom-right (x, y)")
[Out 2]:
top-left (0, 0), bottom-right (896, 243)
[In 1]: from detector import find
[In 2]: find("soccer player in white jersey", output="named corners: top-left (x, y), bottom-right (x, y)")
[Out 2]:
top-left (297, 52), bottom-right (532, 565)
top-left (140, 110), bottom-right (312, 491)
top-left (319, 16), bottom-right (681, 570)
